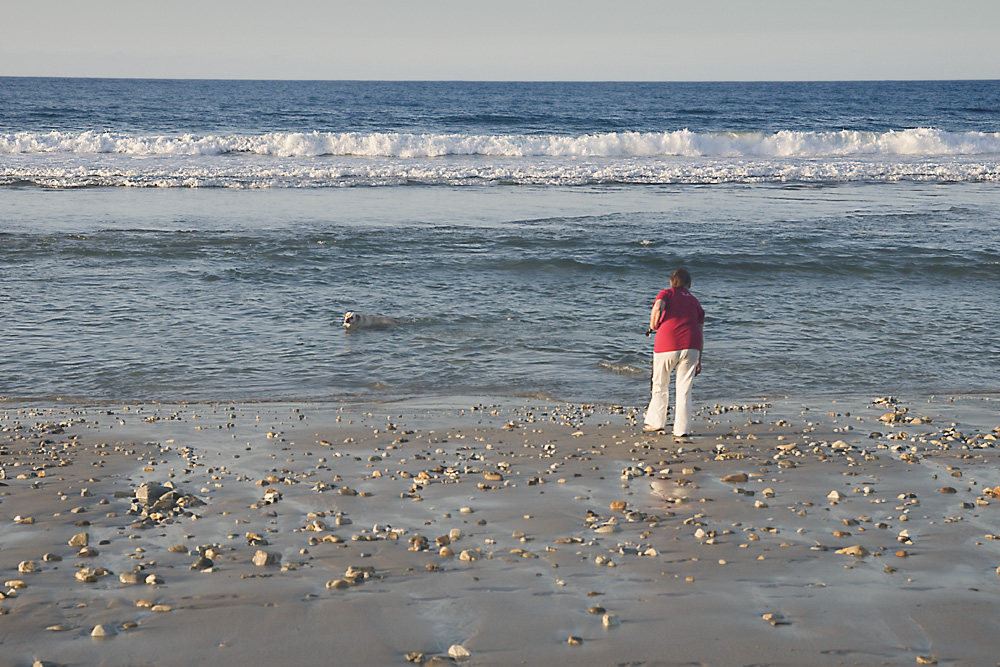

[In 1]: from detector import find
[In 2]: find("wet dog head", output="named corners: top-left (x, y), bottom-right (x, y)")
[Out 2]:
top-left (343, 311), bottom-right (357, 328)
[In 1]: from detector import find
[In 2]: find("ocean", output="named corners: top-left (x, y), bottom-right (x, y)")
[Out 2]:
top-left (2, 78), bottom-right (999, 406)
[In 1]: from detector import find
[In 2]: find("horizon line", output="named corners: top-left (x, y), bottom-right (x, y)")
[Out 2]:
top-left (2, 74), bottom-right (999, 85)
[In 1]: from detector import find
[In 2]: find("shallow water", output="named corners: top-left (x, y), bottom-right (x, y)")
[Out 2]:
top-left (3, 181), bottom-right (998, 404)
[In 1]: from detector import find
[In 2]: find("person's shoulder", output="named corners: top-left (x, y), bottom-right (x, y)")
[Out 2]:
top-left (656, 288), bottom-right (671, 299)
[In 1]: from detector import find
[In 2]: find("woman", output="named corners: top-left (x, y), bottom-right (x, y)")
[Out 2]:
top-left (643, 268), bottom-right (704, 436)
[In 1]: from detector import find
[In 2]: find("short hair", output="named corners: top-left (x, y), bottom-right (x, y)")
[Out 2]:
top-left (670, 268), bottom-right (692, 289)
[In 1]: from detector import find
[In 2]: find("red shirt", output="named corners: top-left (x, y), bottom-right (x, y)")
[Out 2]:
top-left (653, 287), bottom-right (704, 353)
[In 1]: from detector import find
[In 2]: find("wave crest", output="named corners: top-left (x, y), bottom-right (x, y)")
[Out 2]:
top-left (4, 128), bottom-right (1000, 158)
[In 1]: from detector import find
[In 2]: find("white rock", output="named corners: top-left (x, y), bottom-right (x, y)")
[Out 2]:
top-left (448, 644), bottom-right (471, 659)
top-left (91, 624), bottom-right (115, 638)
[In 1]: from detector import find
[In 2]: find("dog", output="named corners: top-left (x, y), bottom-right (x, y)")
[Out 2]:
top-left (342, 311), bottom-right (398, 329)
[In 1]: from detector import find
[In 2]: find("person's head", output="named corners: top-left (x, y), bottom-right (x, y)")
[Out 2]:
top-left (670, 268), bottom-right (692, 289)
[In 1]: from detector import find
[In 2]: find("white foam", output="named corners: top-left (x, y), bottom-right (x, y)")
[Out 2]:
top-left (3, 139), bottom-right (1000, 188)
top-left (4, 128), bottom-right (1000, 158)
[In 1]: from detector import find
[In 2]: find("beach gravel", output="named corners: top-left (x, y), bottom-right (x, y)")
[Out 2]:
top-left (1, 395), bottom-right (999, 666)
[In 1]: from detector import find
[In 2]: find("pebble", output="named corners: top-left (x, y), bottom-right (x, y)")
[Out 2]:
top-left (91, 624), bottom-right (114, 638)
top-left (448, 644), bottom-right (471, 659)
top-left (835, 545), bottom-right (870, 557)
top-left (75, 569), bottom-right (99, 583)
top-left (252, 550), bottom-right (278, 567)
top-left (190, 556), bottom-right (214, 571)
top-left (602, 613), bottom-right (620, 627)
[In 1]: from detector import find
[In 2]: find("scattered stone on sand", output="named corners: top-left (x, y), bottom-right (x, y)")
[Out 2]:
top-left (253, 550), bottom-right (279, 567)
top-left (762, 612), bottom-right (791, 626)
top-left (567, 636), bottom-right (583, 645)
top-left (90, 624), bottom-right (114, 638)
top-left (75, 569), bottom-right (99, 583)
top-left (835, 545), bottom-right (870, 557)
top-left (190, 556), bottom-right (214, 571)
top-left (447, 644), bottom-right (471, 659)
top-left (3, 397), bottom-right (999, 664)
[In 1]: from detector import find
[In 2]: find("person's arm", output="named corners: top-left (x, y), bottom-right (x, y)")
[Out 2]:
top-left (695, 319), bottom-right (704, 375)
top-left (649, 299), bottom-right (664, 331)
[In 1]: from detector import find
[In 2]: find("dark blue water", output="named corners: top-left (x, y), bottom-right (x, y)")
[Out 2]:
top-left (4, 79), bottom-right (1000, 134)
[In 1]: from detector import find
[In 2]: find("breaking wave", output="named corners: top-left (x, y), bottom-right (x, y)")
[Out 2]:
top-left (4, 128), bottom-right (1000, 158)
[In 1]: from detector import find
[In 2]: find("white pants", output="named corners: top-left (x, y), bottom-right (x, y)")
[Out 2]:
top-left (644, 348), bottom-right (699, 436)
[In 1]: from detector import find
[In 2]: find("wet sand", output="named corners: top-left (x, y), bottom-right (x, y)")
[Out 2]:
top-left (2, 393), bottom-right (999, 667)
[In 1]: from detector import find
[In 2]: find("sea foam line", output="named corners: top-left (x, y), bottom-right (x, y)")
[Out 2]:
top-left (3, 156), bottom-right (999, 188)
top-left (3, 128), bottom-right (1000, 158)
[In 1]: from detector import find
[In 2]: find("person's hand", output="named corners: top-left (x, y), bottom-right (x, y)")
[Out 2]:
top-left (695, 361), bottom-right (702, 376)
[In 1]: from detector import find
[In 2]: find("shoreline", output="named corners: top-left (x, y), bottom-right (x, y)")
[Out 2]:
top-left (2, 393), bottom-right (999, 666)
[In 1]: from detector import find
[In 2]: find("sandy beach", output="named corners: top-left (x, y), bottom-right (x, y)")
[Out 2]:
top-left (2, 393), bottom-right (999, 667)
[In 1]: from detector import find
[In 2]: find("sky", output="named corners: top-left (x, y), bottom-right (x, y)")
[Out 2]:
top-left (3, 0), bottom-right (999, 81)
